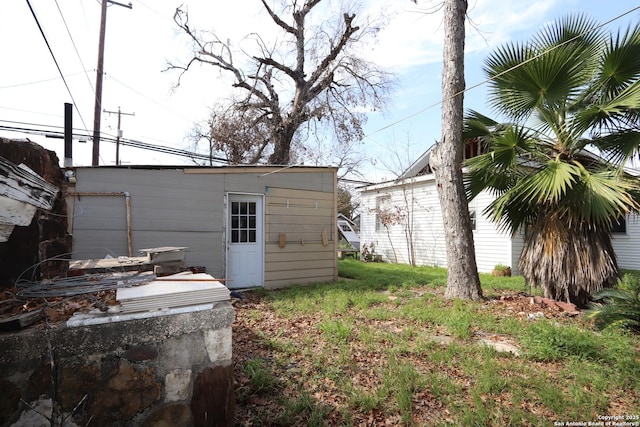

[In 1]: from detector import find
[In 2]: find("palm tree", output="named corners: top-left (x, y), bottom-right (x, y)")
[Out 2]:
top-left (464, 14), bottom-right (640, 307)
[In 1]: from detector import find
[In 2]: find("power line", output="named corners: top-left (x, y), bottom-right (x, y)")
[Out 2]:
top-left (0, 71), bottom-right (89, 90)
top-left (364, 4), bottom-right (640, 140)
top-left (54, 0), bottom-right (96, 97)
top-left (24, 0), bottom-right (90, 132)
top-left (0, 120), bottom-right (229, 164)
top-left (0, 105), bottom-right (64, 118)
top-left (107, 74), bottom-right (199, 125)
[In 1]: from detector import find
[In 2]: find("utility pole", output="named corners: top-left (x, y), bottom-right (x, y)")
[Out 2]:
top-left (104, 107), bottom-right (135, 165)
top-left (91, 0), bottom-right (133, 166)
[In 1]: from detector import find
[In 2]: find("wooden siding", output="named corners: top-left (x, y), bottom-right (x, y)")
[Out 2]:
top-left (471, 191), bottom-right (519, 273)
top-left (359, 177), bottom-right (518, 273)
top-left (70, 166), bottom-right (337, 288)
top-left (264, 186), bottom-right (337, 288)
top-left (362, 176), bottom-right (640, 274)
top-left (612, 214), bottom-right (640, 270)
top-left (360, 179), bottom-right (447, 267)
top-left (71, 168), bottom-right (225, 274)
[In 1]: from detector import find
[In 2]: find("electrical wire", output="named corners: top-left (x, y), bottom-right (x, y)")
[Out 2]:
top-left (0, 119), bottom-right (230, 164)
top-left (364, 4), bottom-right (640, 140)
top-left (25, 0), bottom-right (90, 133)
top-left (0, 71), bottom-right (90, 90)
top-left (54, 0), bottom-right (96, 101)
top-left (107, 74), bottom-right (199, 125)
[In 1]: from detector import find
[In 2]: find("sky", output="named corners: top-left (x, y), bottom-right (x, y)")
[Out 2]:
top-left (1, 0), bottom-right (639, 182)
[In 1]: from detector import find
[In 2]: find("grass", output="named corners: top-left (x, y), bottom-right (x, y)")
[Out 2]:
top-left (233, 259), bottom-right (640, 425)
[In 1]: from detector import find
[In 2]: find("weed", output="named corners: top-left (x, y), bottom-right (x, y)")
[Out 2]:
top-left (233, 261), bottom-right (640, 425)
top-left (347, 386), bottom-right (387, 412)
top-left (280, 390), bottom-right (331, 427)
top-left (520, 320), bottom-right (604, 362)
top-left (242, 358), bottom-right (280, 393)
top-left (383, 358), bottom-right (420, 425)
top-left (318, 318), bottom-right (353, 343)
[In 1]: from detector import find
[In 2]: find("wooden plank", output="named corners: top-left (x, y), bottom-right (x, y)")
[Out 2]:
top-left (267, 214), bottom-right (333, 226)
top-left (266, 193), bottom-right (333, 203)
top-left (0, 310), bottom-right (44, 332)
top-left (0, 196), bottom-right (38, 226)
top-left (68, 256), bottom-right (150, 273)
top-left (266, 250), bottom-right (335, 263)
top-left (266, 205), bottom-right (334, 217)
top-left (265, 258), bottom-right (335, 273)
top-left (0, 224), bottom-right (15, 242)
top-left (265, 187), bottom-right (334, 200)
top-left (0, 157), bottom-right (58, 209)
top-left (138, 247), bottom-right (188, 263)
top-left (265, 267), bottom-right (336, 282)
top-left (265, 242), bottom-right (328, 253)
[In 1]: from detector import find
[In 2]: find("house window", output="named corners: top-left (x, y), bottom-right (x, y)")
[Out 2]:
top-left (464, 138), bottom-right (484, 160)
top-left (375, 195), bottom-right (390, 231)
top-left (469, 209), bottom-right (477, 231)
top-left (611, 216), bottom-right (626, 234)
top-left (230, 201), bottom-right (257, 243)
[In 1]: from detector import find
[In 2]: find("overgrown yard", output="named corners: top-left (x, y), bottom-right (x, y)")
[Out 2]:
top-left (232, 260), bottom-right (640, 426)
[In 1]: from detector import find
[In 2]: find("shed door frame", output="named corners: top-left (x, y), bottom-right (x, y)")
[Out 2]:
top-left (225, 193), bottom-right (264, 289)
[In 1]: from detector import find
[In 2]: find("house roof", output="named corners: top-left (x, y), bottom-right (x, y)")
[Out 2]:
top-left (399, 148), bottom-right (433, 179)
top-left (357, 147), bottom-right (435, 193)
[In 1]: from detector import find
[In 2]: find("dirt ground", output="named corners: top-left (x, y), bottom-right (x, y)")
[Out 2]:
top-left (229, 288), bottom-right (635, 426)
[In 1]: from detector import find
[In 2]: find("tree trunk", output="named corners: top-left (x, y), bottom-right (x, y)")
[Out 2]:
top-left (431, 0), bottom-right (482, 300)
top-left (268, 122), bottom-right (296, 165)
top-left (519, 215), bottom-right (618, 308)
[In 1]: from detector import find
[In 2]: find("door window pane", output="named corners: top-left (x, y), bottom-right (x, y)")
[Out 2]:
top-left (230, 201), bottom-right (258, 243)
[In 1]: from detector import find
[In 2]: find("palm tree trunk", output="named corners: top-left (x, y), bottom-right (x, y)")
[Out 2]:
top-left (519, 215), bottom-right (619, 307)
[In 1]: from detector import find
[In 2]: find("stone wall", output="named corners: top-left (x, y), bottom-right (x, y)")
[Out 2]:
top-left (0, 302), bottom-right (235, 426)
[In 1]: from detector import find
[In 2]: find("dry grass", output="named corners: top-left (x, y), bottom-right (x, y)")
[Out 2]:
top-left (231, 260), bottom-right (640, 426)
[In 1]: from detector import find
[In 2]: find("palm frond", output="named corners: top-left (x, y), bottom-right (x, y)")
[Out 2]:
top-left (515, 159), bottom-right (580, 204)
top-left (589, 130), bottom-right (640, 164)
top-left (599, 23), bottom-right (640, 93)
top-left (462, 110), bottom-right (499, 140)
top-left (533, 13), bottom-right (602, 52)
top-left (568, 164), bottom-right (640, 225)
top-left (588, 278), bottom-right (640, 331)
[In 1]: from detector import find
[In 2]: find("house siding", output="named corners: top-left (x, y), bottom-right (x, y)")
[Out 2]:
top-left (611, 213), bottom-right (640, 270)
top-left (359, 176), bottom-right (519, 273)
top-left (470, 191), bottom-right (522, 274)
top-left (69, 166), bottom-right (337, 289)
top-left (360, 178), bottom-right (446, 267)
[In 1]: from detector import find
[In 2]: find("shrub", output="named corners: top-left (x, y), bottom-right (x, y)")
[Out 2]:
top-left (587, 274), bottom-right (640, 332)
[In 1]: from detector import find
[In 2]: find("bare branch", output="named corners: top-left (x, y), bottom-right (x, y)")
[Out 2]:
top-left (172, 0), bottom-right (393, 169)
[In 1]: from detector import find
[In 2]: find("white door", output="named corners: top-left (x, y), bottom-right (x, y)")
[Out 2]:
top-left (226, 194), bottom-right (263, 289)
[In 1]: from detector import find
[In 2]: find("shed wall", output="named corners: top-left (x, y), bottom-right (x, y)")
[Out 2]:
top-left (264, 186), bottom-right (336, 288)
top-left (69, 167), bottom-right (337, 289)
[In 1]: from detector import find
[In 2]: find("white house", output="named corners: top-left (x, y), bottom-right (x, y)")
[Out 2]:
top-left (359, 149), bottom-right (640, 274)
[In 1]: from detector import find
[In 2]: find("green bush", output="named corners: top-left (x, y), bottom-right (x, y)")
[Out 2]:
top-left (587, 274), bottom-right (640, 332)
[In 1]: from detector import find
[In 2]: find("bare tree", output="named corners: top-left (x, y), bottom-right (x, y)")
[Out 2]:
top-left (170, 0), bottom-right (394, 165)
top-left (429, 0), bottom-right (482, 300)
